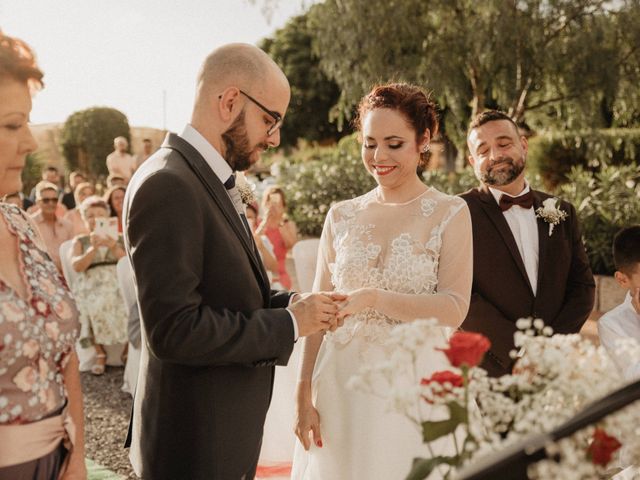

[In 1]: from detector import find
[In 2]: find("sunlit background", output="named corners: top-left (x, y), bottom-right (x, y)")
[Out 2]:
top-left (0, 0), bottom-right (304, 132)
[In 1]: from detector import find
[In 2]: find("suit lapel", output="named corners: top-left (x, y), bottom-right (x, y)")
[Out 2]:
top-left (161, 134), bottom-right (270, 299)
top-left (533, 191), bottom-right (549, 295)
top-left (476, 186), bottom-right (534, 294)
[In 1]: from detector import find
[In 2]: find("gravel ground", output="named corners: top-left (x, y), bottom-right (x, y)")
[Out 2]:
top-left (81, 367), bottom-right (135, 479)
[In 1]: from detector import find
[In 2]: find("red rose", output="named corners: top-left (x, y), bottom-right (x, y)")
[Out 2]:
top-left (439, 332), bottom-right (491, 368)
top-left (420, 370), bottom-right (465, 404)
top-left (421, 370), bottom-right (464, 387)
top-left (587, 428), bottom-right (622, 467)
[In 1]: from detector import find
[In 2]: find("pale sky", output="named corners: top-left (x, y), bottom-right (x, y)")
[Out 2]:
top-left (0, 0), bottom-right (306, 133)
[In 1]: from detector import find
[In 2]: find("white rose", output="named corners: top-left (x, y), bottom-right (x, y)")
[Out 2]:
top-left (541, 198), bottom-right (558, 213)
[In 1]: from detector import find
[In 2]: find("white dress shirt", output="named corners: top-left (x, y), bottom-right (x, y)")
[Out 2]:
top-left (181, 124), bottom-right (299, 339)
top-left (489, 183), bottom-right (539, 296)
top-left (598, 293), bottom-right (640, 380)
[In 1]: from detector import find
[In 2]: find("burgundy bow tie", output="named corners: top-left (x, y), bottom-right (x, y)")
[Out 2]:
top-left (499, 191), bottom-right (534, 211)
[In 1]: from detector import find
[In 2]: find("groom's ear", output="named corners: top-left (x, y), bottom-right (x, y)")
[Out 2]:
top-left (217, 88), bottom-right (241, 122)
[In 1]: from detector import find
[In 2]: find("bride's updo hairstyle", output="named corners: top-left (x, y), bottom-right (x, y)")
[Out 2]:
top-left (355, 82), bottom-right (439, 173)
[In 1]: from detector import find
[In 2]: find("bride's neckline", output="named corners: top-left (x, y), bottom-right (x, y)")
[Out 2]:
top-left (374, 186), bottom-right (431, 206)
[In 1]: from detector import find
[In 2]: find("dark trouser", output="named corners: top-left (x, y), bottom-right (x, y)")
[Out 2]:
top-left (0, 442), bottom-right (67, 480)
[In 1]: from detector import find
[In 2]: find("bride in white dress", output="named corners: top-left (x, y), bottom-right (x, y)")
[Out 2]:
top-left (291, 83), bottom-right (473, 480)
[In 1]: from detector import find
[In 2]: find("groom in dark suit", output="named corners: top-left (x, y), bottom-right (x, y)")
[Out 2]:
top-left (460, 110), bottom-right (595, 377)
top-left (122, 43), bottom-right (344, 479)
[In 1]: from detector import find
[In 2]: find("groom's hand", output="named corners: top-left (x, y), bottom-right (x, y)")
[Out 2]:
top-left (290, 292), bottom-right (346, 337)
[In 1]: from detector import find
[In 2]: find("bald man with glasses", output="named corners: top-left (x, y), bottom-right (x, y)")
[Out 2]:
top-left (122, 43), bottom-right (344, 480)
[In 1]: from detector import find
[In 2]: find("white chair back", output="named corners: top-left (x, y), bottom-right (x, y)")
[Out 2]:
top-left (58, 239), bottom-right (78, 289)
top-left (117, 255), bottom-right (141, 396)
top-left (116, 256), bottom-right (136, 309)
top-left (291, 238), bottom-right (321, 293)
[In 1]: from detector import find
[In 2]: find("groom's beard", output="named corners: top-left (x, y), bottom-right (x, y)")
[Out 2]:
top-left (479, 154), bottom-right (525, 187)
top-left (222, 111), bottom-right (268, 172)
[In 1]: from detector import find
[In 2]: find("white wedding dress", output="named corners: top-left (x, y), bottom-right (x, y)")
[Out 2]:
top-left (291, 187), bottom-right (473, 480)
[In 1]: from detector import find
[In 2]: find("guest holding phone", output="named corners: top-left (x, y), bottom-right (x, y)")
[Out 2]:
top-left (257, 186), bottom-right (298, 289)
top-left (71, 196), bottom-right (127, 375)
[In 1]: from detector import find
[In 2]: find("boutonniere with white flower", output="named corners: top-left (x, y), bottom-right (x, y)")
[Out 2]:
top-left (535, 198), bottom-right (568, 236)
top-left (235, 172), bottom-right (257, 206)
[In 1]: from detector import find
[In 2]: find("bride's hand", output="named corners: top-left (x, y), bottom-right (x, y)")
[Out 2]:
top-left (295, 389), bottom-right (323, 450)
top-left (337, 288), bottom-right (377, 318)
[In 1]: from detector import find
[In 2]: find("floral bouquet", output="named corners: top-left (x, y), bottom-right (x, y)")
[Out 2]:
top-left (349, 319), bottom-right (640, 479)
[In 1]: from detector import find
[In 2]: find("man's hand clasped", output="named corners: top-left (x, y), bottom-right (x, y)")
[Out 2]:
top-left (290, 288), bottom-right (379, 337)
top-left (290, 292), bottom-right (347, 337)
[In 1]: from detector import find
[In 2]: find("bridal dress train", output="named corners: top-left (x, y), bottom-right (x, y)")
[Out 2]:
top-left (291, 187), bottom-right (473, 480)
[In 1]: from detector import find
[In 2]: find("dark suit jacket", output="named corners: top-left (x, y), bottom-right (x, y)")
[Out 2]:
top-left (460, 186), bottom-right (595, 377)
top-left (123, 133), bottom-right (295, 479)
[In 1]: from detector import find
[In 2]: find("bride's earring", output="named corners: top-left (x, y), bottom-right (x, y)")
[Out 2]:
top-left (422, 145), bottom-right (430, 153)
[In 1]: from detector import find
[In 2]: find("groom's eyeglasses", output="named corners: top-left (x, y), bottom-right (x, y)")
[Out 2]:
top-left (218, 90), bottom-right (283, 136)
top-left (239, 90), bottom-right (283, 136)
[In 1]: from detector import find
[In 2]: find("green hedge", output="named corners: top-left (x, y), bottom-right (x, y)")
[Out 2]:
top-left (527, 129), bottom-right (640, 189)
top-left (559, 164), bottom-right (640, 275)
top-left (278, 134), bottom-right (375, 237)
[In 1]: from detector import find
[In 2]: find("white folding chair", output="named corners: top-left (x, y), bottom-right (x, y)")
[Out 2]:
top-left (291, 238), bottom-right (321, 293)
top-left (117, 256), bottom-right (141, 395)
top-left (59, 240), bottom-right (95, 371)
top-left (58, 239), bottom-right (78, 290)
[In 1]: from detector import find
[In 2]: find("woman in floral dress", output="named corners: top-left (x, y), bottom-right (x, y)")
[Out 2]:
top-left (71, 196), bottom-right (127, 375)
top-left (0, 32), bottom-right (86, 480)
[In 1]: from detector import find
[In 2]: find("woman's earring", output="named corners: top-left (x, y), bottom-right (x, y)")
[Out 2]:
top-left (422, 145), bottom-right (430, 153)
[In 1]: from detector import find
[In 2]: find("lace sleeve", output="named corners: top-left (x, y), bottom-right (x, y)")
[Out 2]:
top-left (371, 202), bottom-right (473, 328)
top-left (312, 209), bottom-right (336, 293)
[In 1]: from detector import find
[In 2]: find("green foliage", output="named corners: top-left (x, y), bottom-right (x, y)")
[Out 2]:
top-left (277, 134), bottom-right (375, 237)
top-left (21, 152), bottom-right (44, 195)
top-left (528, 129), bottom-right (640, 189)
top-left (406, 456), bottom-right (458, 480)
top-left (308, 0), bottom-right (640, 151)
top-left (422, 168), bottom-right (479, 196)
top-left (260, 13), bottom-right (345, 149)
top-left (560, 164), bottom-right (640, 275)
top-left (60, 107), bottom-right (130, 176)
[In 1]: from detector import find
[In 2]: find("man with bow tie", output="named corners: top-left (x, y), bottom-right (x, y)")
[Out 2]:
top-left (460, 110), bottom-right (595, 377)
top-left (122, 43), bottom-right (345, 479)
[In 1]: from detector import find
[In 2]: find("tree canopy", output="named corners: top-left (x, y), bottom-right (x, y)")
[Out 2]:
top-left (259, 12), bottom-right (346, 148)
top-left (307, 0), bottom-right (640, 147)
top-left (60, 107), bottom-right (131, 176)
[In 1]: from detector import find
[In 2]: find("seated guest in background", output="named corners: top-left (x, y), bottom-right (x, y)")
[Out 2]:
top-left (63, 181), bottom-right (94, 236)
top-left (27, 166), bottom-right (67, 218)
top-left (71, 196), bottom-right (128, 375)
top-left (0, 29), bottom-right (86, 480)
top-left (135, 138), bottom-right (154, 168)
top-left (246, 203), bottom-right (280, 283)
top-left (257, 186), bottom-right (298, 289)
top-left (30, 181), bottom-right (73, 271)
top-left (2, 191), bottom-right (23, 209)
top-left (106, 136), bottom-right (136, 182)
top-left (104, 185), bottom-right (126, 233)
top-left (28, 165), bottom-right (61, 202)
top-left (106, 174), bottom-right (127, 189)
top-left (60, 170), bottom-right (86, 210)
top-left (598, 225), bottom-right (640, 380)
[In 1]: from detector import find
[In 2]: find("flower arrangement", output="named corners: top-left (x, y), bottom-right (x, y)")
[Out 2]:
top-left (349, 319), bottom-right (640, 479)
top-left (535, 198), bottom-right (568, 236)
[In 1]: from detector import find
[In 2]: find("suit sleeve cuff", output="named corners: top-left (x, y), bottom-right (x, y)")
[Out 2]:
top-left (285, 307), bottom-right (299, 340)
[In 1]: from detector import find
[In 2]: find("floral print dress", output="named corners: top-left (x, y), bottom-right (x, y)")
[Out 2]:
top-left (0, 203), bottom-right (79, 424)
top-left (73, 235), bottom-right (128, 346)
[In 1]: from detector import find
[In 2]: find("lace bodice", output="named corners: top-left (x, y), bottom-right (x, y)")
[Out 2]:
top-left (314, 188), bottom-right (472, 345)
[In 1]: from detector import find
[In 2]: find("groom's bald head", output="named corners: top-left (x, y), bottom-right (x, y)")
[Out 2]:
top-left (190, 43), bottom-right (290, 163)
top-left (194, 43), bottom-right (288, 104)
